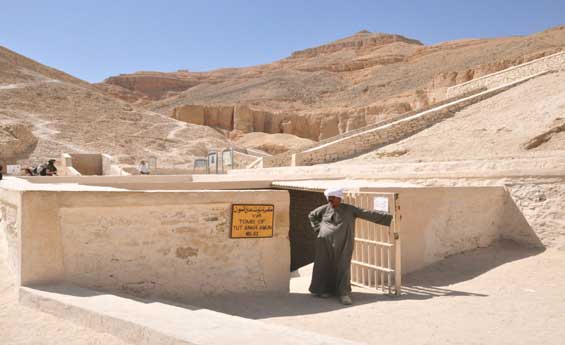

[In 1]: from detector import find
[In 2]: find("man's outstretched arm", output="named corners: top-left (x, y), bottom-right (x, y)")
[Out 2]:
top-left (353, 206), bottom-right (393, 226)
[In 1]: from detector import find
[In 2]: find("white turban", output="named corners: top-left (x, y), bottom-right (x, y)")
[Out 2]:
top-left (324, 186), bottom-right (345, 200)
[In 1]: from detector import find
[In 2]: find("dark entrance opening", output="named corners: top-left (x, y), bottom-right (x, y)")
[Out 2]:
top-left (288, 189), bottom-right (327, 271)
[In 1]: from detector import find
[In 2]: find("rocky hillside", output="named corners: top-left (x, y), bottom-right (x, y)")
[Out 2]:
top-left (347, 70), bottom-right (565, 164)
top-left (2, 26), bottom-right (564, 170)
top-left (100, 26), bottom-right (565, 141)
top-left (0, 46), bottom-right (230, 169)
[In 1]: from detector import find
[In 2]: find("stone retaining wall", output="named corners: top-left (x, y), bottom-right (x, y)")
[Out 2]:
top-left (447, 50), bottom-right (565, 98)
top-left (291, 72), bottom-right (548, 166)
top-left (262, 88), bottom-right (485, 168)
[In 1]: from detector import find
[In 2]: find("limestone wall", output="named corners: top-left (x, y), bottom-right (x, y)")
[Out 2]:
top-left (17, 175), bottom-right (276, 191)
top-left (61, 153), bottom-right (125, 176)
top-left (68, 153), bottom-right (103, 175)
top-left (8, 185), bottom-right (290, 300)
top-left (0, 189), bottom-right (21, 277)
top-left (447, 50), bottom-right (565, 98)
top-left (358, 187), bottom-right (542, 273)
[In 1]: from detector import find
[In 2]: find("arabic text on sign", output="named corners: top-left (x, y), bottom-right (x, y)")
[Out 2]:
top-left (231, 204), bottom-right (274, 238)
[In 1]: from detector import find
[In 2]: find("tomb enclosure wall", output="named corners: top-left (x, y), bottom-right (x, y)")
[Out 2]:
top-left (0, 183), bottom-right (290, 301)
top-left (447, 51), bottom-right (565, 98)
top-left (358, 187), bottom-right (542, 274)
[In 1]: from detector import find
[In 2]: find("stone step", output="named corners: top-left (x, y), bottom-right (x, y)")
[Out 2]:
top-left (19, 284), bottom-right (363, 345)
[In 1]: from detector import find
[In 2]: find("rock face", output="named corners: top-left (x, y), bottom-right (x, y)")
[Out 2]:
top-left (100, 27), bottom-right (565, 142)
top-left (0, 120), bottom-right (38, 162)
top-left (523, 117), bottom-right (565, 150)
top-left (0, 46), bottom-right (231, 168)
top-left (100, 70), bottom-right (228, 101)
top-left (235, 132), bottom-right (316, 155)
top-left (172, 104), bottom-right (234, 129)
top-left (289, 32), bottom-right (423, 59)
top-left (103, 73), bottom-right (199, 99)
top-left (171, 100), bottom-right (415, 141)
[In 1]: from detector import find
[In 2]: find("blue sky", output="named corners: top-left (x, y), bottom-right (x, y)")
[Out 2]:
top-left (1, 1), bottom-right (563, 82)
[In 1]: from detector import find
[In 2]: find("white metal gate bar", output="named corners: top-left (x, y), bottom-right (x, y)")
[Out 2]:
top-left (344, 192), bottom-right (401, 295)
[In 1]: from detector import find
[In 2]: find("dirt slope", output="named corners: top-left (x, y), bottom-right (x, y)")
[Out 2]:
top-left (0, 46), bottom-right (90, 87)
top-left (346, 70), bottom-right (565, 164)
top-left (0, 46), bottom-right (230, 169)
top-left (235, 132), bottom-right (315, 155)
top-left (102, 26), bottom-right (565, 141)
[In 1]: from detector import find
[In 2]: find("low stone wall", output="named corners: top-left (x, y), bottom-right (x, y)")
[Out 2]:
top-left (447, 50), bottom-right (565, 98)
top-left (292, 72), bottom-right (548, 166)
top-left (262, 152), bottom-right (293, 168)
top-left (61, 153), bottom-right (126, 176)
top-left (358, 187), bottom-right (542, 273)
top-left (68, 153), bottom-right (103, 175)
top-left (1, 181), bottom-right (290, 300)
top-left (233, 150), bottom-right (260, 169)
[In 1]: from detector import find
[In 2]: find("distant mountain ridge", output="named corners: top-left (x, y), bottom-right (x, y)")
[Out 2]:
top-left (99, 26), bottom-right (565, 141)
top-left (1, 25), bottom-right (564, 168)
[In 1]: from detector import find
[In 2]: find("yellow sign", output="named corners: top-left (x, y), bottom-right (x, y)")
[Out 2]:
top-left (230, 204), bottom-right (274, 238)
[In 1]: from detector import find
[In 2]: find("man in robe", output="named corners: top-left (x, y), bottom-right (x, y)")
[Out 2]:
top-left (308, 187), bottom-right (392, 305)
top-left (138, 160), bottom-right (150, 175)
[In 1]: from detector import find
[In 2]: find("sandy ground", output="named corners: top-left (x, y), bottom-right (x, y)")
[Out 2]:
top-left (192, 241), bottom-right (565, 345)
top-left (1, 210), bottom-right (564, 345)
top-left (0, 239), bottom-right (129, 344)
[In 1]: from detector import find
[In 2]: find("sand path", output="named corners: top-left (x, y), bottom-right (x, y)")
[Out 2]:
top-left (192, 242), bottom-right (565, 345)
top-left (2, 227), bottom-right (564, 344)
top-left (0, 234), bottom-right (129, 345)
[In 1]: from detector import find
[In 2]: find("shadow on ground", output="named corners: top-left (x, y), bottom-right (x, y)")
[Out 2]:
top-left (27, 240), bottom-right (544, 320)
top-left (186, 240), bottom-right (544, 319)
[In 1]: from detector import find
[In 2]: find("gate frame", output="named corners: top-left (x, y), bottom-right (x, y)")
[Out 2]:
top-left (345, 192), bottom-right (402, 296)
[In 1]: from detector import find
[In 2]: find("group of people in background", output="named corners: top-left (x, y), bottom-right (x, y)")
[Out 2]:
top-left (1, 159), bottom-right (151, 178)
top-left (24, 159), bottom-right (58, 176)
top-left (0, 159), bottom-right (58, 179)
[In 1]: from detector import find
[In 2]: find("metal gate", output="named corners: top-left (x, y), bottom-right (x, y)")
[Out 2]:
top-left (344, 192), bottom-right (401, 295)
